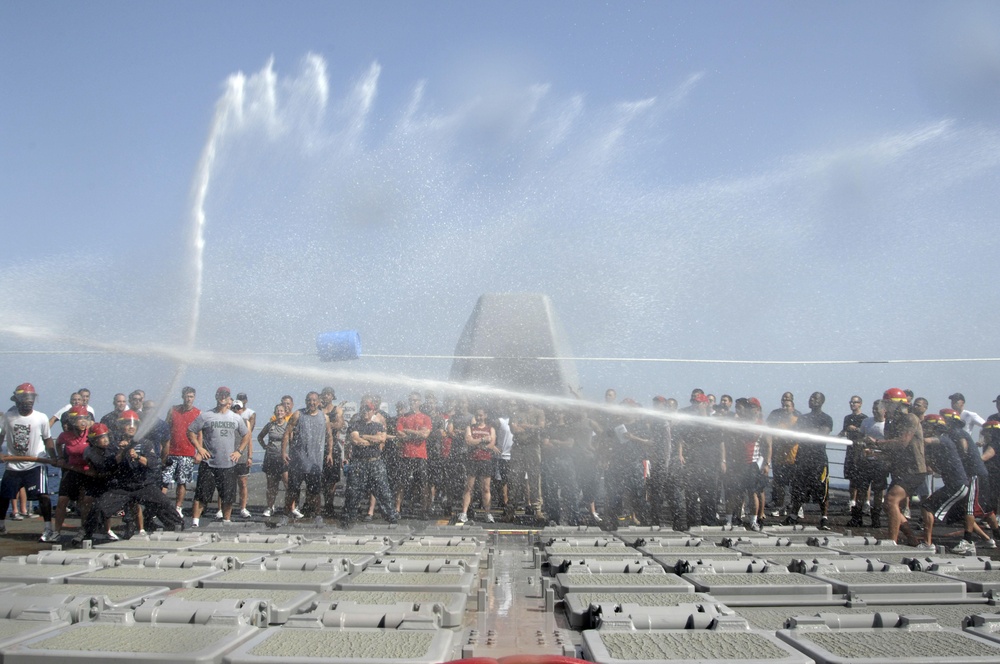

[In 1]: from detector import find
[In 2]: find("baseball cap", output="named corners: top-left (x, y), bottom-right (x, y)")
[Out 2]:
top-left (216, 387), bottom-right (231, 398)
top-left (233, 400), bottom-right (244, 409)
top-left (949, 392), bottom-right (966, 402)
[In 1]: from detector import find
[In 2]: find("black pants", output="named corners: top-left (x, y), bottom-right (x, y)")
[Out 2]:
top-left (541, 458), bottom-right (579, 525)
top-left (83, 484), bottom-right (184, 537)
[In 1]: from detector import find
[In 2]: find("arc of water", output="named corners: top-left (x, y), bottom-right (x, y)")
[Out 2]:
top-left (150, 72), bottom-right (249, 434)
top-left (0, 321), bottom-right (848, 451)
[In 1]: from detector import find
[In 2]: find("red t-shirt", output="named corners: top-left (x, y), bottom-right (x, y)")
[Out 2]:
top-left (468, 423), bottom-right (493, 461)
top-left (168, 405), bottom-right (201, 457)
top-left (396, 411), bottom-right (432, 459)
top-left (58, 429), bottom-right (90, 469)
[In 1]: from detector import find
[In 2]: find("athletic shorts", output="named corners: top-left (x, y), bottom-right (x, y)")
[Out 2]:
top-left (494, 458), bottom-right (512, 485)
top-left (923, 483), bottom-right (969, 521)
top-left (741, 463), bottom-right (769, 495)
top-left (234, 462), bottom-right (250, 478)
top-left (287, 464), bottom-right (324, 496)
top-left (397, 456), bottom-right (428, 490)
top-left (984, 472), bottom-right (1000, 515)
top-left (323, 455), bottom-right (341, 486)
top-left (428, 458), bottom-right (448, 487)
top-left (0, 466), bottom-right (47, 500)
top-left (162, 455), bottom-right (195, 487)
top-left (467, 459), bottom-right (494, 479)
top-left (194, 463), bottom-right (237, 505)
top-left (58, 469), bottom-right (89, 498)
top-left (791, 460), bottom-right (829, 504)
top-left (262, 453), bottom-right (287, 478)
top-left (854, 457), bottom-right (889, 492)
top-left (890, 472), bottom-right (929, 499)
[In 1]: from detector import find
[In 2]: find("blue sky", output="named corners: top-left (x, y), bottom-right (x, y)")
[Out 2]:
top-left (2, 2), bottom-right (1000, 421)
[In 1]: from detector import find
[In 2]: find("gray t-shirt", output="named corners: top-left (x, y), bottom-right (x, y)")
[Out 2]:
top-left (188, 409), bottom-right (248, 469)
top-left (289, 409), bottom-right (328, 473)
top-left (261, 419), bottom-right (287, 456)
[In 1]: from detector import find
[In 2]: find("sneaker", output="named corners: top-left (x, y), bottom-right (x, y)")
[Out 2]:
top-left (11, 513), bottom-right (24, 521)
top-left (262, 507), bottom-right (273, 517)
top-left (290, 508), bottom-right (305, 519)
top-left (137, 529), bottom-right (147, 537)
top-left (902, 507), bottom-right (911, 519)
top-left (190, 518), bottom-right (199, 528)
top-left (783, 515), bottom-right (799, 526)
top-left (239, 509), bottom-right (252, 518)
top-left (797, 506), bottom-right (804, 519)
top-left (749, 521), bottom-right (763, 532)
top-left (863, 501), bottom-right (872, 515)
top-left (950, 539), bottom-right (976, 555)
top-left (106, 530), bottom-right (120, 541)
top-left (848, 499), bottom-right (856, 510)
top-left (457, 512), bottom-right (468, 524)
top-left (770, 508), bottom-right (781, 518)
top-left (222, 520), bottom-right (232, 525)
top-left (590, 511), bottom-right (602, 523)
top-left (215, 510), bottom-right (224, 519)
top-left (984, 538), bottom-right (998, 549)
top-left (818, 517), bottom-right (832, 531)
top-left (362, 514), bottom-right (372, 522)
top-left (485, 513), bottom-right (495, 523)
top-left (40, 528), bottom-right (58, 542)
top-left (175, 506), bottom-right (184, 518)
top-left (913, 542), bottom-right (935, 552)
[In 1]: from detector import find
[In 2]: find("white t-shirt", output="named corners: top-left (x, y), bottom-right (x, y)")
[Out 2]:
top-left (2, 407), bottom-right (52, 471)
top-left (53, 404), bottom-right (96, 419)
top-left (859, 417), bottom-right (885, 441)
top-left (960, 410), bottom-right (985, 436)
top-left (496, 417), bottom-right (514, 460)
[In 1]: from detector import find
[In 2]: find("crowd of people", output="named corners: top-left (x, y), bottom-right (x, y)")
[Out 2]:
top-left (2, 381), bottom-right (1000, 553)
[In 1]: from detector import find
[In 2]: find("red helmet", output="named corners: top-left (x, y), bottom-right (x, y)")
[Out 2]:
top-left (983, 420), bottom-right (1000, 430)
top-left (939, 408), bottom-right (963, 424)
top-left (118, 410), bottom-right (141, 424)
top-left (68, 406), bottom-right (90, 419)
top-left (11, 383), bottom-right (37, 402)
top-left (87, 423), bottom-right (110, 439)
top-left (882, 388), bottom-right (909, 404)
top-left (923, 413), bottom-right (945, 427)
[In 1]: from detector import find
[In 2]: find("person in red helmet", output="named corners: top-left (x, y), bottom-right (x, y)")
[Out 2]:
top-left (980, 418), bottom-right (1000, 543)
top-left (917, 413), bottom-right (967, 551)
top-left (939, 409), bottom-right (997, 552)
top-left (869, 388), bottom-right (926, 545)
top-left (74, 410), bottom-right (183, 544)
top-left (0, 383), bottom-right (57, 540)
top-left (51, 406), bottom-right (93, 538)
